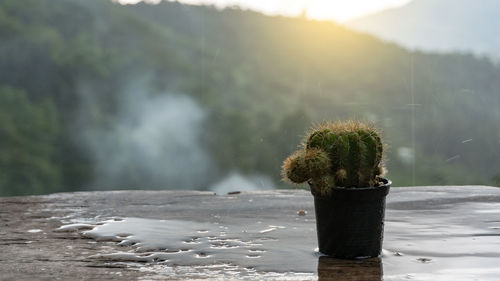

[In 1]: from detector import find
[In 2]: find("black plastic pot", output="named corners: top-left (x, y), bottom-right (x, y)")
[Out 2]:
top-left (312, 178), bottom-right (391, 259)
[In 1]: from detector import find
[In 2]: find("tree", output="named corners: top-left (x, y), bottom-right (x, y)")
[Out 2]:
top-left (0, 86), bottom-right (60, 195)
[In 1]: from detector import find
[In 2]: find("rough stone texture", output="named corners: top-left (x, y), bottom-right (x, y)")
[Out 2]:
top-left (1, 186), bottom-right (500, 280)
top-left (0, 194), bottom-right (142, 280)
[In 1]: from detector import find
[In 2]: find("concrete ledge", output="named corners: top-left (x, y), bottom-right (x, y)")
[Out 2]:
top-left (1, 186), bottom-right (499, 280)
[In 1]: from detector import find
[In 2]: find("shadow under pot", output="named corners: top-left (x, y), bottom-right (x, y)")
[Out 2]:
top-left (317, 256), bottom-right (382, 281)
top-left (311, 178), bottom-right (391, 259)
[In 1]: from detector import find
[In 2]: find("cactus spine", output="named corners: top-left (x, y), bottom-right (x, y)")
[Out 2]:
top-left (282, 121), bottom-right (385, 196)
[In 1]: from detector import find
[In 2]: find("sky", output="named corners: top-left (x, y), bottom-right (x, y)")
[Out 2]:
top-left (116, 0), bottom-right (412, 22)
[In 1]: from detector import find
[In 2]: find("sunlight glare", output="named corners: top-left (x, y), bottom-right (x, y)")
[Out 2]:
top-left (115, 0), bottom-right (412, 22)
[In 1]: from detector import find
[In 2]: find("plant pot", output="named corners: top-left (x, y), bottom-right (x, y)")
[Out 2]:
top-left (311, 178), bottom-right (391, 259)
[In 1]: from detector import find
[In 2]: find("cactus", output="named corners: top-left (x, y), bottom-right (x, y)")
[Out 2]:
top-left (282, 120), bottom-right (386, 196)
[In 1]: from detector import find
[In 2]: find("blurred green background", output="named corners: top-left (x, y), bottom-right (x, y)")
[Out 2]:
top-left (1, 0), bottom-right (499, 196)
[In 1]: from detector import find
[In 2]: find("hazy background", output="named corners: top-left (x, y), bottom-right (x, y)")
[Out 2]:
top-left (1, 0), bottom-right (499, 196)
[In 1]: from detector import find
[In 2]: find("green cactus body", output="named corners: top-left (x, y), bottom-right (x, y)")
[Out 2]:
top-left (283, 150), bottom-right (309, 183)
top-left (282, 121), bottom-right (385, 195)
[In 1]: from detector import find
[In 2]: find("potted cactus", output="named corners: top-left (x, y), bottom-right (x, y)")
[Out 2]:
top-left (282, 120), bottom-right (391, 259)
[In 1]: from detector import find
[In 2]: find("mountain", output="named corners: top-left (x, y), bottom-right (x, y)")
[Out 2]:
top-left (346, 0), bottom-right (500, 57)
top-left (1, 0), bottom-right (500, 195)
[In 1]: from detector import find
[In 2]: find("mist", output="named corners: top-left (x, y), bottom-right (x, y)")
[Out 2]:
top-left (75, 81), bottom-right (278, 192)
top-left (210, 172), bottom-right (276, 194)
top-left (77, 85), bottom-right (212, 190)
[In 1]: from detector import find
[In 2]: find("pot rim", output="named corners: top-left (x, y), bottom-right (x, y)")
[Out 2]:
top-left (309, 178), bottom-right (391, 197)
top-left (333, 178), bottom-right (391, 191)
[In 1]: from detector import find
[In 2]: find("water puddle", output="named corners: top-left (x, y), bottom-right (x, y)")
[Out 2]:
top-left (56, 189), bottom-right (500, 280)
top-left (59, 209), bottom-right (500, 280)
top-left (61, 217), bottom-right (320, 273)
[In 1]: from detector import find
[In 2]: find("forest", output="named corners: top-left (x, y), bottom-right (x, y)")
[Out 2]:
top-left (1, 0), bottom-right (499, 196)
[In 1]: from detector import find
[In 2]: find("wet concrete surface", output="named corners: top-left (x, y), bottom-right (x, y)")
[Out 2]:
top-left (1, 186), bottom-right (500, 280)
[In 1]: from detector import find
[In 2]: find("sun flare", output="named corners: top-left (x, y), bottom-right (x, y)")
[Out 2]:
top-left (117, 0), bottom-right (412, 22)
